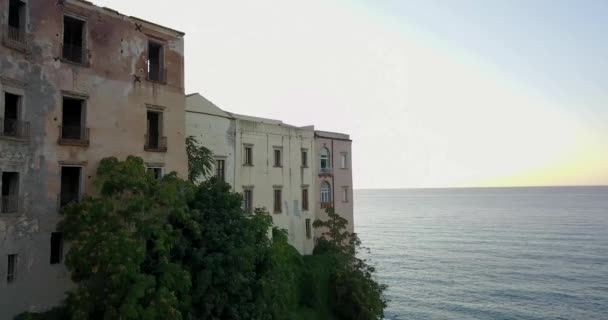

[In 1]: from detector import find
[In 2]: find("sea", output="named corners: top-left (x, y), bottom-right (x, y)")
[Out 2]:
top-left (355, 186), bottom-right (608, 320)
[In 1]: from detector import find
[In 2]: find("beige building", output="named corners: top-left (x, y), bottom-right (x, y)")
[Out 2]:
top-left (0, 0), bottom-right (187, 318)
top-left (314, 131), bottom-right (354, 236)
top-left (186, 94), bottom-right (316, 254)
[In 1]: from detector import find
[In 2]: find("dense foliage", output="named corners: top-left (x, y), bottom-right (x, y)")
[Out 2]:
top-left (312, 208), bottom-right (388, 320)
top-left (185, 135), bottom-right (215, 183)
top-left (16, 151), bottom-right (386, 319)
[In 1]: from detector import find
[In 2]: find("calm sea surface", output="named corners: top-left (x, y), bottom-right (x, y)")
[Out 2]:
top-left (355, 186), bottom-right (608, 320)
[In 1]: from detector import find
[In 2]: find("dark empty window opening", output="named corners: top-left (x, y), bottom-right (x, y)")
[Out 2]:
top-left (244, 146), bottom-right (253, 165)
top-left (60, 166), bottom-right (81, 208)
top-left (147, 42), bottom-right (164, 82)
top-left (7, 254), bottom-right (16, 283)
top-left (50, 232), bottom-right (63, 264)
top-left (7, 0), bottom-right (25, 42)
top-left (61, 97), bottom-right (84, 140)
top-left (274, 149), bottom-right (282, 167)
top-left (1, 172), bottom-right (19, 214)
top-left (301, 150), bottom-right (308, 167)
top-left (63, 16), bottom-right (85, 63)
top-left (306, 219), bottom-right (311, 239)
top-left (243, 189), bottom-right (253, 214)
top-left (146, 111), bottom-right (163, 150)
top-left (302, 188), bottom-right (309, 211)
top-left (147, 167), bottom-right (163, 180)
top-left (216, 160), bottom-right (225, 182)
top-left (274, 189), bottom-right (282, 213)
top-left (3, 92), bottom-right (20, 137)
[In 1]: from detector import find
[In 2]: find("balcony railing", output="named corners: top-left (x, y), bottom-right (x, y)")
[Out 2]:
top-left (320, 201), bottom-right (333, 209)
top-left (147, 64), bottom-right (167, 84)
top-left (1, 195), bottom-right (21, 214)
top-left (144, 134), bottom-right (167, 152)
top-left (319, 167), bottom-right (333, 175)
top-left (58, 125), bottom-right (89, 146)
top-left (57, 193), bottom-right (85, 212)
top-left (0, 117), bottom-right (29, 139)
top-left (62, 43), bottom-right (87, 64)
top-left (4, 25), bottom-right (25, 44)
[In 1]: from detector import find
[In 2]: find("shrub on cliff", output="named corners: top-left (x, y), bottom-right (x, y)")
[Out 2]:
top-left (313, 208), bottom-right (388, 320)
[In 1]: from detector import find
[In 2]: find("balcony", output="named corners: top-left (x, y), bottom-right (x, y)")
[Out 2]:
top-left (1, 195), bottom-right (21, 214)
top-left (62, 43), bottom-right (87, 65)
top-left (320, 201), bottom-right (333, 210)
top-left (147, 64), bottom-right (167, 84)
top-left (57, 193), bottom-right (85, 212)
top-left (144, 135), bottom-right (167, 152)
top-left (0, 117), bottom-right (29, 140)
top-left (319, 167), bottom-right (333, 176)
top-left (3, 25), bottom-right (26, 50)
top-left (58, 125), bottom-right (89, 146)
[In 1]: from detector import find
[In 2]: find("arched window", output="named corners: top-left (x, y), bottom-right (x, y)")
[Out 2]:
top-left (320, 181), bottom-right (332, 203)
top-left (320, 148), bottom-right (330, 171)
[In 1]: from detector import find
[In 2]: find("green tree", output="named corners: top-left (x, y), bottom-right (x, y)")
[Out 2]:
top-left (186, 135), bottom-right (215, 183)
top-left (59, 156), bottom-right (192, 320)
top-left (313, 208), bottom-right (388, 320)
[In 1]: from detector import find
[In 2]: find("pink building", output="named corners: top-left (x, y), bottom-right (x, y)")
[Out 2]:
top-left (314, 130), bottom-right (354, 238)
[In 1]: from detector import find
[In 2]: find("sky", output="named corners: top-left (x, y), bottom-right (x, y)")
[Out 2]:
top-left (96, 0), bottom-right (608, 189)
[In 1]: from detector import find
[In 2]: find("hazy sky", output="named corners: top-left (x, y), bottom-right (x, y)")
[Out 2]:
top-left (97, 0), bottom-right (608, 188)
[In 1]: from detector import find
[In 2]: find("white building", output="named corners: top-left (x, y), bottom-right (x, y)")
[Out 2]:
top-left (186, 94), bottom-right (316, 254)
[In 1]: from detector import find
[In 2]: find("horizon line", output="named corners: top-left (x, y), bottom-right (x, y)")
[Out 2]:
top-left (354, 184), bottom-right (608, 191)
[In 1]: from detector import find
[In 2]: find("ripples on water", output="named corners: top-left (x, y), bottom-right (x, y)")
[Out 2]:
top-left (355, 186), bottom-right (608, 319)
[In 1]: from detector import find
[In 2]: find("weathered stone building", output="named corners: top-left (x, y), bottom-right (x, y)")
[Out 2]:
top-left (0, 0), bottom-right (187, 318)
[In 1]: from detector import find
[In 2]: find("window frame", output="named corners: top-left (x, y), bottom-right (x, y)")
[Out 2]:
top-left (243, 188), bottom-right (253, 214)
top-left (301, 149), bottom-right (308, 168)
top-left (50, 232), bottom-right (64, 265)
top-left (320, 181), bottom-right (332, 204)
top-left (273, 147), bottom-right (282, 167)
top-left (146, 40), bottom-right (166, 84)
top-left (243, 144), bottom-right (254, 166)
top-left (215, 159), bottom-right (226, 182)
top-left (7, 253), bottom-right (17, 283)
top-left (340, 152), bottom-right (348, 169)
top-left (342, 187), bottom-right (349, 203)
top-left (273, 188), bottom-right (282, 213)
top-left (302, 188), bottom-right (309, 211)
top-left (305, 219), bottom-right (312, 239)
top-left (61, 14), bottom-right (88, 66)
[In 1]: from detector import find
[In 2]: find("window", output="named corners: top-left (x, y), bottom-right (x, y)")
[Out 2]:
top-left (302, 188), bottom-right (309, 211)
top-left (7, 254), bottom-right (16, 283)
top-left (243, 189), bottom-right (253, 214)
top-left (273, 148), bottom-right (282, 167)
top-left (147, 167), bottom-right (163, 180)
top-left (342, 187), bottom-right (349, 202)
top-left (7, 0), bottom-right (26, 43)
top-left (147, 41), bottom-right (165, 82)
top-left (50, 232), bottom-right (63, 264)
top-left (273, 189), bottom-right (282, 213)
top-left (320, 147), bottom-right (330, 173)
top-left (301, 149), bottom-right (308, 167)
top-left (1, 172), bottom-right (19, 214)
top-left (215, 160), bottom-right (225, 182)
top-left (2, 92), bottom-right (22, 138)
top-left (60, 166), bottom-right (81, 208)
top-left (145, 111), bottom-right (165, 151)
top-left (341, 153), bottom-right (348, 169)
top-left (62, 16), bottom-right (86, 64)
top-left (320, 181), bottom-right (331, 204)
top-left (305, 219), bottom-right (311, 239)
top-left (60, 97), bottom-right (87, 144)
top-left (244, 145), bottom-right (253, 165)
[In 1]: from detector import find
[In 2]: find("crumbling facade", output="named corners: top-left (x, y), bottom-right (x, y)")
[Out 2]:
top-left (0, 0), bottom-right (187, 318)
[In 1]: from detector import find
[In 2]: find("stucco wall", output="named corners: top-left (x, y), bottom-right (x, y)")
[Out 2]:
top-left (0, 1), bottom-right (186, 318)
top-left (314, 131), bottom-right (354, 239)
top-left (235, 119), bottom-right (316, 255)
top-left (185, 96), bottom-right (236, 186)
